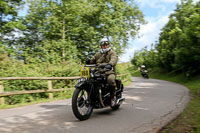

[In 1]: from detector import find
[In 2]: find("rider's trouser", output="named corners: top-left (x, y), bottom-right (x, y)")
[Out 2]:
top-left (107, 74), bottom-right (116, 99)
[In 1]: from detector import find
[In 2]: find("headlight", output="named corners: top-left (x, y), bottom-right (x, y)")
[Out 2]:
top-left (77, 78), bottom-right (86, 83)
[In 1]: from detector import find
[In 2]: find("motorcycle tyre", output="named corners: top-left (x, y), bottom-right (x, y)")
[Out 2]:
top-left (72, 89), bottom-right (93, 121)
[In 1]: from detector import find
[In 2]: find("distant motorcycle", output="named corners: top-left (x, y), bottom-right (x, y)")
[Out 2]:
top-left (141, 70), bottom-right (149, 79)
top-left (72, 64), bottom-right (125, 120)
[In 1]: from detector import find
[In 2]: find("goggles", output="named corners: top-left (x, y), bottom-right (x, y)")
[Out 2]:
top-left (100, 41), bottom-right (109, 46)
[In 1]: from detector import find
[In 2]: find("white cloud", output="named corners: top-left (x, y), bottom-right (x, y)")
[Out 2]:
top-left (119, 14), bottom-right (170, 63)
top-left (162, 0), bottom-right (180, 3)
top-left (193, 0), bottom-right (199, 3)
top-left (136, 15), bottom-right (169, 47)
top-left (135, 0), bottom-right (180, 6)
top-left (119, 47), bottom-right (136, 63)
top-left (135, 0), bottom-right (180, 14)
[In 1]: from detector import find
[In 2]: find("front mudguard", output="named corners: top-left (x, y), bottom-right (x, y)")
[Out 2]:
top-left (75, 82), bottom-right (85, 89)
top-left (75, 81), bottom-right (89, 90)
top-left (74, 81), bottom-right (94, 107)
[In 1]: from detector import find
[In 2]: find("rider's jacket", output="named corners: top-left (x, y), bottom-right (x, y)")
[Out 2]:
top-left (90, 49), bottom-right (118, 75)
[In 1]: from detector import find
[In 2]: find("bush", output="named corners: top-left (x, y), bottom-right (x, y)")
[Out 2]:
top-left (0, 55), bottom-right (80, 105)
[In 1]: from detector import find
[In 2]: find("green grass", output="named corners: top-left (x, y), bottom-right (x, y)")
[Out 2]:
top-left (141, 70), bottom-right (200, 133)
top-left (116, 62), bottom-right (132, 87)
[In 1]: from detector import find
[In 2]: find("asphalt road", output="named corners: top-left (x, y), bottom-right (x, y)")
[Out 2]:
top-left (0, 77), bottom-right (190, 133)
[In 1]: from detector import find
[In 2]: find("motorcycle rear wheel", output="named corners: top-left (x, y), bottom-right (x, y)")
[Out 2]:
top-left (72, 89), bottom-right (93, 120)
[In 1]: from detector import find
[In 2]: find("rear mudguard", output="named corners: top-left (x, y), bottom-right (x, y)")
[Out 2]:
top-left (116, 84), bottom-right (124, 94)
top-left (116, 79), bottom-right (124, 92)
top-left (120, 84), bottom-right (124, 92)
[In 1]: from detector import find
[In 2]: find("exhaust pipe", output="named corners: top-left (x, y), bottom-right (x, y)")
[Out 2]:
top-left (116, 97), bottom-right (125, 105)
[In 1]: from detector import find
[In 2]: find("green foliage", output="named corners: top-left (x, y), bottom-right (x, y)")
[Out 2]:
top-left (0, 0), bottom-right (24, 55)
top-left (131, 46), bottom-right (158, 69)
top-left (116, 62), bottom-right (132, 85)
top-left (0, 54), bottom-right (131, 106)
top-left (131, 0), bottom-right (200, 76)
top-left (0, 0), bottom-right (144, 106)
top-left (5, 0), bottom-right (145, 62)
top-left (155, 0), bottom-right (200, 74)
top-left (0, 54), bottom-right (80, 105)
top-left (0, 0), bottom-right (24, 29)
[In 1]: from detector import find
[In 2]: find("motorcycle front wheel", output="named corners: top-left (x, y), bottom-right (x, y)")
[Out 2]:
top-left (72, 89), bottom-right (93, 121)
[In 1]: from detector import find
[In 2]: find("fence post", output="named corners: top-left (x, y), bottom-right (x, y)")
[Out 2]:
top-left (0, 81), bottom-right (5, 105)
top-left (48, 80), bottom-right (53, 99)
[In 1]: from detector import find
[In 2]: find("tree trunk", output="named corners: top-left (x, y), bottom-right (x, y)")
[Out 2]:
top-left (62, 18), bottom-right (66, 60)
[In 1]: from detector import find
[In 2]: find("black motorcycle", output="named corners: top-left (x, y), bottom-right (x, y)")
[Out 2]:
top-left (141, 70), bottom-right (149, 79)
top-left (72, 64), bottom-right (125, 120)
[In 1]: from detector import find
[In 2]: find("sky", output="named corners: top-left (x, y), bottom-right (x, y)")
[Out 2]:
top-left (119, 0), bottom-right (198, 63)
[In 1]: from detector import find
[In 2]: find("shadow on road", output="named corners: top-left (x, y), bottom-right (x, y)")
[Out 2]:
top-left (40, 104), bottom-right (66, 109)
top-left (0, 101), bottom-right (79, 133)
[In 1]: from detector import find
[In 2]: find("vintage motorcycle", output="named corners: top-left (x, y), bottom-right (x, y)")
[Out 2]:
top-left (72, 64), bottom-right (125, 120)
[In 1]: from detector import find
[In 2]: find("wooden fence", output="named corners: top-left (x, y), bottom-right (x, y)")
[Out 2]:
top-left (0, 74), bottom-right (129, 105)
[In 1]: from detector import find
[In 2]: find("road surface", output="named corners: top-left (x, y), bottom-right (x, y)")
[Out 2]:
top-left (0, 77), bottom-right (189, 133)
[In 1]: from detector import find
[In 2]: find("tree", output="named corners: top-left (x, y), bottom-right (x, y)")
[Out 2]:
top-left (155, 0), bottom-right (200, 74)
top-left (0, 0), bottom-right (24, 55)
top-left (12, 0), bottom-right (145, 63)
top-left (131, 46), bottom-right (158, 69)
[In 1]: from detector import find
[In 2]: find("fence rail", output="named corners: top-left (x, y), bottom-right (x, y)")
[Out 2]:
top-left (0, 74), bottom-right (129, 105)
top-left (0, 77), bottom-right (81, 80)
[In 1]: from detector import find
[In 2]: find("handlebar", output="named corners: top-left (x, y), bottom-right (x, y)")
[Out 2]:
top-left (85, 64), bottom-right (113, 71)
top-left (85, 64), bottom-right (98, 67)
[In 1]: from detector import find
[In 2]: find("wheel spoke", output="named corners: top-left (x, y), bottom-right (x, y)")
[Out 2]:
top-left (77, 90), bottom-right (90, 116)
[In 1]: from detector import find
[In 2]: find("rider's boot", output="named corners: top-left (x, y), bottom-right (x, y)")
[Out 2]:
top-left (110, 86), bottom-right (116, 107)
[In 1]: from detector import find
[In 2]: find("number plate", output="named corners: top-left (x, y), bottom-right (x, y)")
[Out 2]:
top-left (80, 67), bottom-right (90, 78)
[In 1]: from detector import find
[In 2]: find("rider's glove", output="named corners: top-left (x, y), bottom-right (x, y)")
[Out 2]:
top-left (99, 64), bottom-right (105, 68)
top-left (85, 58), bottom-right (90, 64)
top-left (105, 64), bottom-right (112, 70)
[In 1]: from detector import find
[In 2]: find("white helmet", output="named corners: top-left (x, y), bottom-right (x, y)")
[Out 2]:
top-left (141, 65), bottom-right (145, 68)
top-left (100, 38), bottom-right (109, 46)
top-left (99, 38), bottom-right (111, 53)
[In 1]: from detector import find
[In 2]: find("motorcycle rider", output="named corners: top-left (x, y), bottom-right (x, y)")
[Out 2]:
top-left (140, 65), bottom-right (146, 71)
top-left (86, 37), bottom-right (118, 107)
top-left (140, 65), bottom-right (148, 78)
